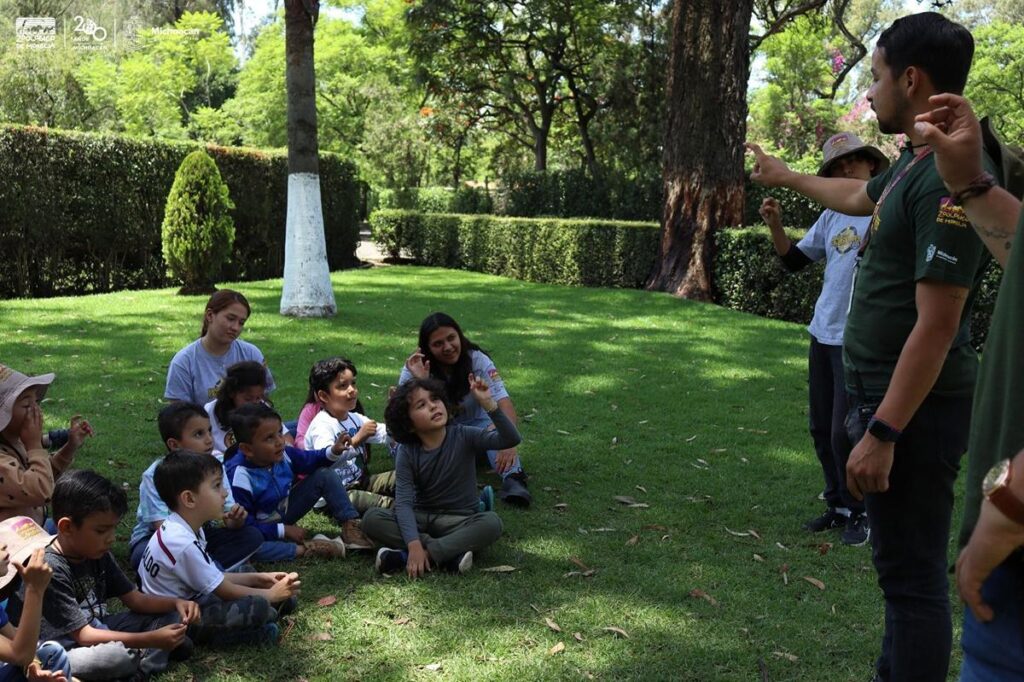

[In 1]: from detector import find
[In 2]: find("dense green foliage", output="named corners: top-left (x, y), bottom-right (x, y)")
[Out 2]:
top-left (373, 186), bottom-right (494, 215)
top-left (161, 150), bottom-right (236, 294)
top-left (370, 209), bottom-right (660, 288)
top-left (373, 212), bottom-right (998, 350)
top-left (0, 125), bottom-right (360, 299)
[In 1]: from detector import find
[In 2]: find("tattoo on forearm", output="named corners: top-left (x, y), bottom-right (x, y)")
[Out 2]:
top-left (977, 224), bottom-right (1013, 240)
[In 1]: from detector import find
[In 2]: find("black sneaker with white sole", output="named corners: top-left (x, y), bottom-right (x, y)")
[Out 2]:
top-left (375, 547), bottom-right (408, 574)
top-left (841, 512), bottom-right (870, 546)
top-left (802, 508), bottom-right (846, 533)
top-left (444, 551), bottom-right (473, 574)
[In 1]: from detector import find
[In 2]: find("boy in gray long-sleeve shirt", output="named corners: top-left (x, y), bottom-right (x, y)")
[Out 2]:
top-left (363, 375), bottom-right (520, 577)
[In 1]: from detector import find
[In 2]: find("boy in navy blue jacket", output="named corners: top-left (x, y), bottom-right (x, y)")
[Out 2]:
top-left (224, 403), bottom-right (373, 560)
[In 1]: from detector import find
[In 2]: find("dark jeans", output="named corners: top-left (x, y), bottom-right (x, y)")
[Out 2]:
top-left (847, 392), bottom-right (971, 682)
top-left (960, 558), bottom-right (1024, 680)
top-left (808, 338), bottom-right (860, 514)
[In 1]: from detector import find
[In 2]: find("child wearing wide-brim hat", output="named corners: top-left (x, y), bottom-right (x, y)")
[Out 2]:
top-left (0, 364), bottom-right (92, 526)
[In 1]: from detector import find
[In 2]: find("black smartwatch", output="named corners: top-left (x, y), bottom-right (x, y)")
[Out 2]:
top-left (867, 416), bottom-right (901, 443)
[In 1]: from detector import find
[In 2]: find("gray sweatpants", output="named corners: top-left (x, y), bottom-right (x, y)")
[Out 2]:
top-left (63, 610), bottom-right (182, 680)
top-left (362, 508), bottom-right (502, 564)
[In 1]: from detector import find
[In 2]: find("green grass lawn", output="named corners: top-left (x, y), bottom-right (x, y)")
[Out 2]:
top-left (0, 266), bottom-right (968, 681)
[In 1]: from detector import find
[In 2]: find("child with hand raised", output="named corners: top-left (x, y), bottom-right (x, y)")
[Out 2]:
top-left (0, 364), bottom-right (93, 526)
top-left (364, 373), bottom-right (520, 578)
top-left (304, 357), bottom-right (395, 512)
top-left (225, 403), bottom-right (373, 558)
top-left (0, 517), bottom-right (71, 682)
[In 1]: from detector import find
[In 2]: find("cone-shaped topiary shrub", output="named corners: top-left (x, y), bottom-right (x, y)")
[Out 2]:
top-left (162, 150), bottom-right (236, 294)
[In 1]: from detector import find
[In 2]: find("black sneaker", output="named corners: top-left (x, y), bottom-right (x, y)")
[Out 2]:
top-left (841, 512), bottom-right (870, 546)
top-left (375, 547), bottom-right (408, 574)
top-left (802, 509), bottom-right (846, 533)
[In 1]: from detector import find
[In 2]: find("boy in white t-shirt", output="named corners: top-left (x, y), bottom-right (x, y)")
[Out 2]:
top-left (139, 450), bottom-right (301, 647)
top-left (305, 357), bottom-right (395, 512)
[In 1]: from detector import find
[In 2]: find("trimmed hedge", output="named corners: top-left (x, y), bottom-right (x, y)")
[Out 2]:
top-left (715, 227), bottom-right (997, 351)
top-left (374, 212), bottom-right (997, 350)
top-left (373, 186), bottom-right (494, 215)
top-left (370, 209), bottom-right (660, 288)
top-left (0, 125), bottom-right (360, 299)
top-left (373, 171), bottom-right (822, 230)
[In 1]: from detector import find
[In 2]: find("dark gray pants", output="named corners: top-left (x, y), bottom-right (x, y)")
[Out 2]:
top-left (362, 508), bottom-right (502, 564)
top-left (63, 610), bottom-right (181, 680)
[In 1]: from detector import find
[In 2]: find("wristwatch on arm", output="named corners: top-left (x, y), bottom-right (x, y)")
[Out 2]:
top-left (867, 416), bottom-right (902, 443)
top-left (983, 457), bottom-right (1024, 525)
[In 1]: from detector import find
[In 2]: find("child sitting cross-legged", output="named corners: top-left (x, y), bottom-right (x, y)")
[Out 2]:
top-left (304, 357), bottom-right (396, 512)
top-left (363, 374), bottom-right (520, 577)
top-left (129, 402), bottom-right (263, 574)
top-left (0, 517), bottom-right (70, 682)
top-left (33, 470), bottom-right (197, 681)
top-left (224, 403), bottom-right (374, 559)
top-left (139, 450), bottom-right (301, 648)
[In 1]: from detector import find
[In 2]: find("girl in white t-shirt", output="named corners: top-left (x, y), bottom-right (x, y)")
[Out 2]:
top-left (206, 361), bottom-right (291, 453)
top-left (304, 357), bottom-right (396, 512)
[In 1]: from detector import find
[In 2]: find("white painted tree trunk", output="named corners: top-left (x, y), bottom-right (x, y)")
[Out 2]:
top-left (280, 172), bottom-right (337, 317)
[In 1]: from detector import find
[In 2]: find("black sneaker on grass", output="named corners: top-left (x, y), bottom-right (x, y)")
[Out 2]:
top-left (802, 508), bottom-right (846, 533)
top-left (375, 547), bottom-right (408, 574)
top-left (841, 512), bottom-right (870, 546)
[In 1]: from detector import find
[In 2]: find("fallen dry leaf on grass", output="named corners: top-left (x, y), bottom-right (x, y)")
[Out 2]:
top-left (481, 565), bottom-right (517, 573)
top-left (570, 556), bottom-right (592, 572)
top-left (564, 570), bottom-right (597, 578)
top-left (725, 527), bottom-right (754, 538)
top-left (803, 577), bottom-right (826, 591)
top-left (643, 524), bottom-right (668, 532)
top-left (614, 495), bottom-right (637, 505)
top-left (553, 503), bottom-right (568, 511)
top-left (753, 553), bottom-right (765, 562)
top-left (772, 651), bottom-right (798, 662)
top-left (603, 626), bottom-right (630, 639)
top-left (635, 485), bottom-right (647, 494)
top-left (574, 632), bottom-right (585, 642)
top-left (310, 632), bottom-right (332, 641)
top-left (817, 542), bottom-right (833, 556)
top-left (627, 503), bottom-right (650, 509)
top-left (393, 617), bottom-right (411, 625)
top-left (316, 595), bottom-right (337, 608)
top-left (689, 588), bottom-right (719, 607)
top-left (549, 642), bottom-right (565, 655)
top-left (626, 534), bottom-right (640, 546)
top-left (747, 529), bottom-right (762, 540)
top-left (545, 618), bottom-right (562, 633)
top-left (556, 429), bottom-right (571, 435)
top-left (421, 663), bottom-right (443, 672)
top-left (780, 563), bottom-right (790, 586)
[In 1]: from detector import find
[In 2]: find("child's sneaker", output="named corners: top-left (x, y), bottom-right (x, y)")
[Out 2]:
top-left (375, 547), bottom-right (408, 574)
top-left (313, 496), bottom-right (327, 510)
top-left (478, 485), bottom-right (495, 512)
top-left (443, 551), bottom-right (473, 574)
top-left (305, 534), bottom-right (346, 558)
top-left (341, 519), bottom-right (375, 550)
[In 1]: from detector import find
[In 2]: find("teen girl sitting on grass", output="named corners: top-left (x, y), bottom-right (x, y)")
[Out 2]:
top-left (165, 290), bottom-right (276, 405)
top-left (401, 312), bottom-right (531, 507)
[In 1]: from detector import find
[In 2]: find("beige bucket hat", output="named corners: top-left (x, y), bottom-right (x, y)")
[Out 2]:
top-left (818, 132), bottom-right (890, 177)
top-left (0, 364), bottom-right (54, 433)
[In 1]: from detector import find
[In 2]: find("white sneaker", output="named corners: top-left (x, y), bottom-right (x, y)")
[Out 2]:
top-left (313, 497), bottom-right (327, 510)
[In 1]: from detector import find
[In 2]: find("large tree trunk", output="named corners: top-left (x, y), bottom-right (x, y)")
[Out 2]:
top-left (646, 0), bottom-right (752, 299)
top-left (280, 0), bottom-right (336, 317)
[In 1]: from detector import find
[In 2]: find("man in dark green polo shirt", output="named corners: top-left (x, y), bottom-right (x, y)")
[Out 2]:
top-left (916, 94), bottom-right (1024, 677)
top-left (747, 12), bottom-right (989, 681)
